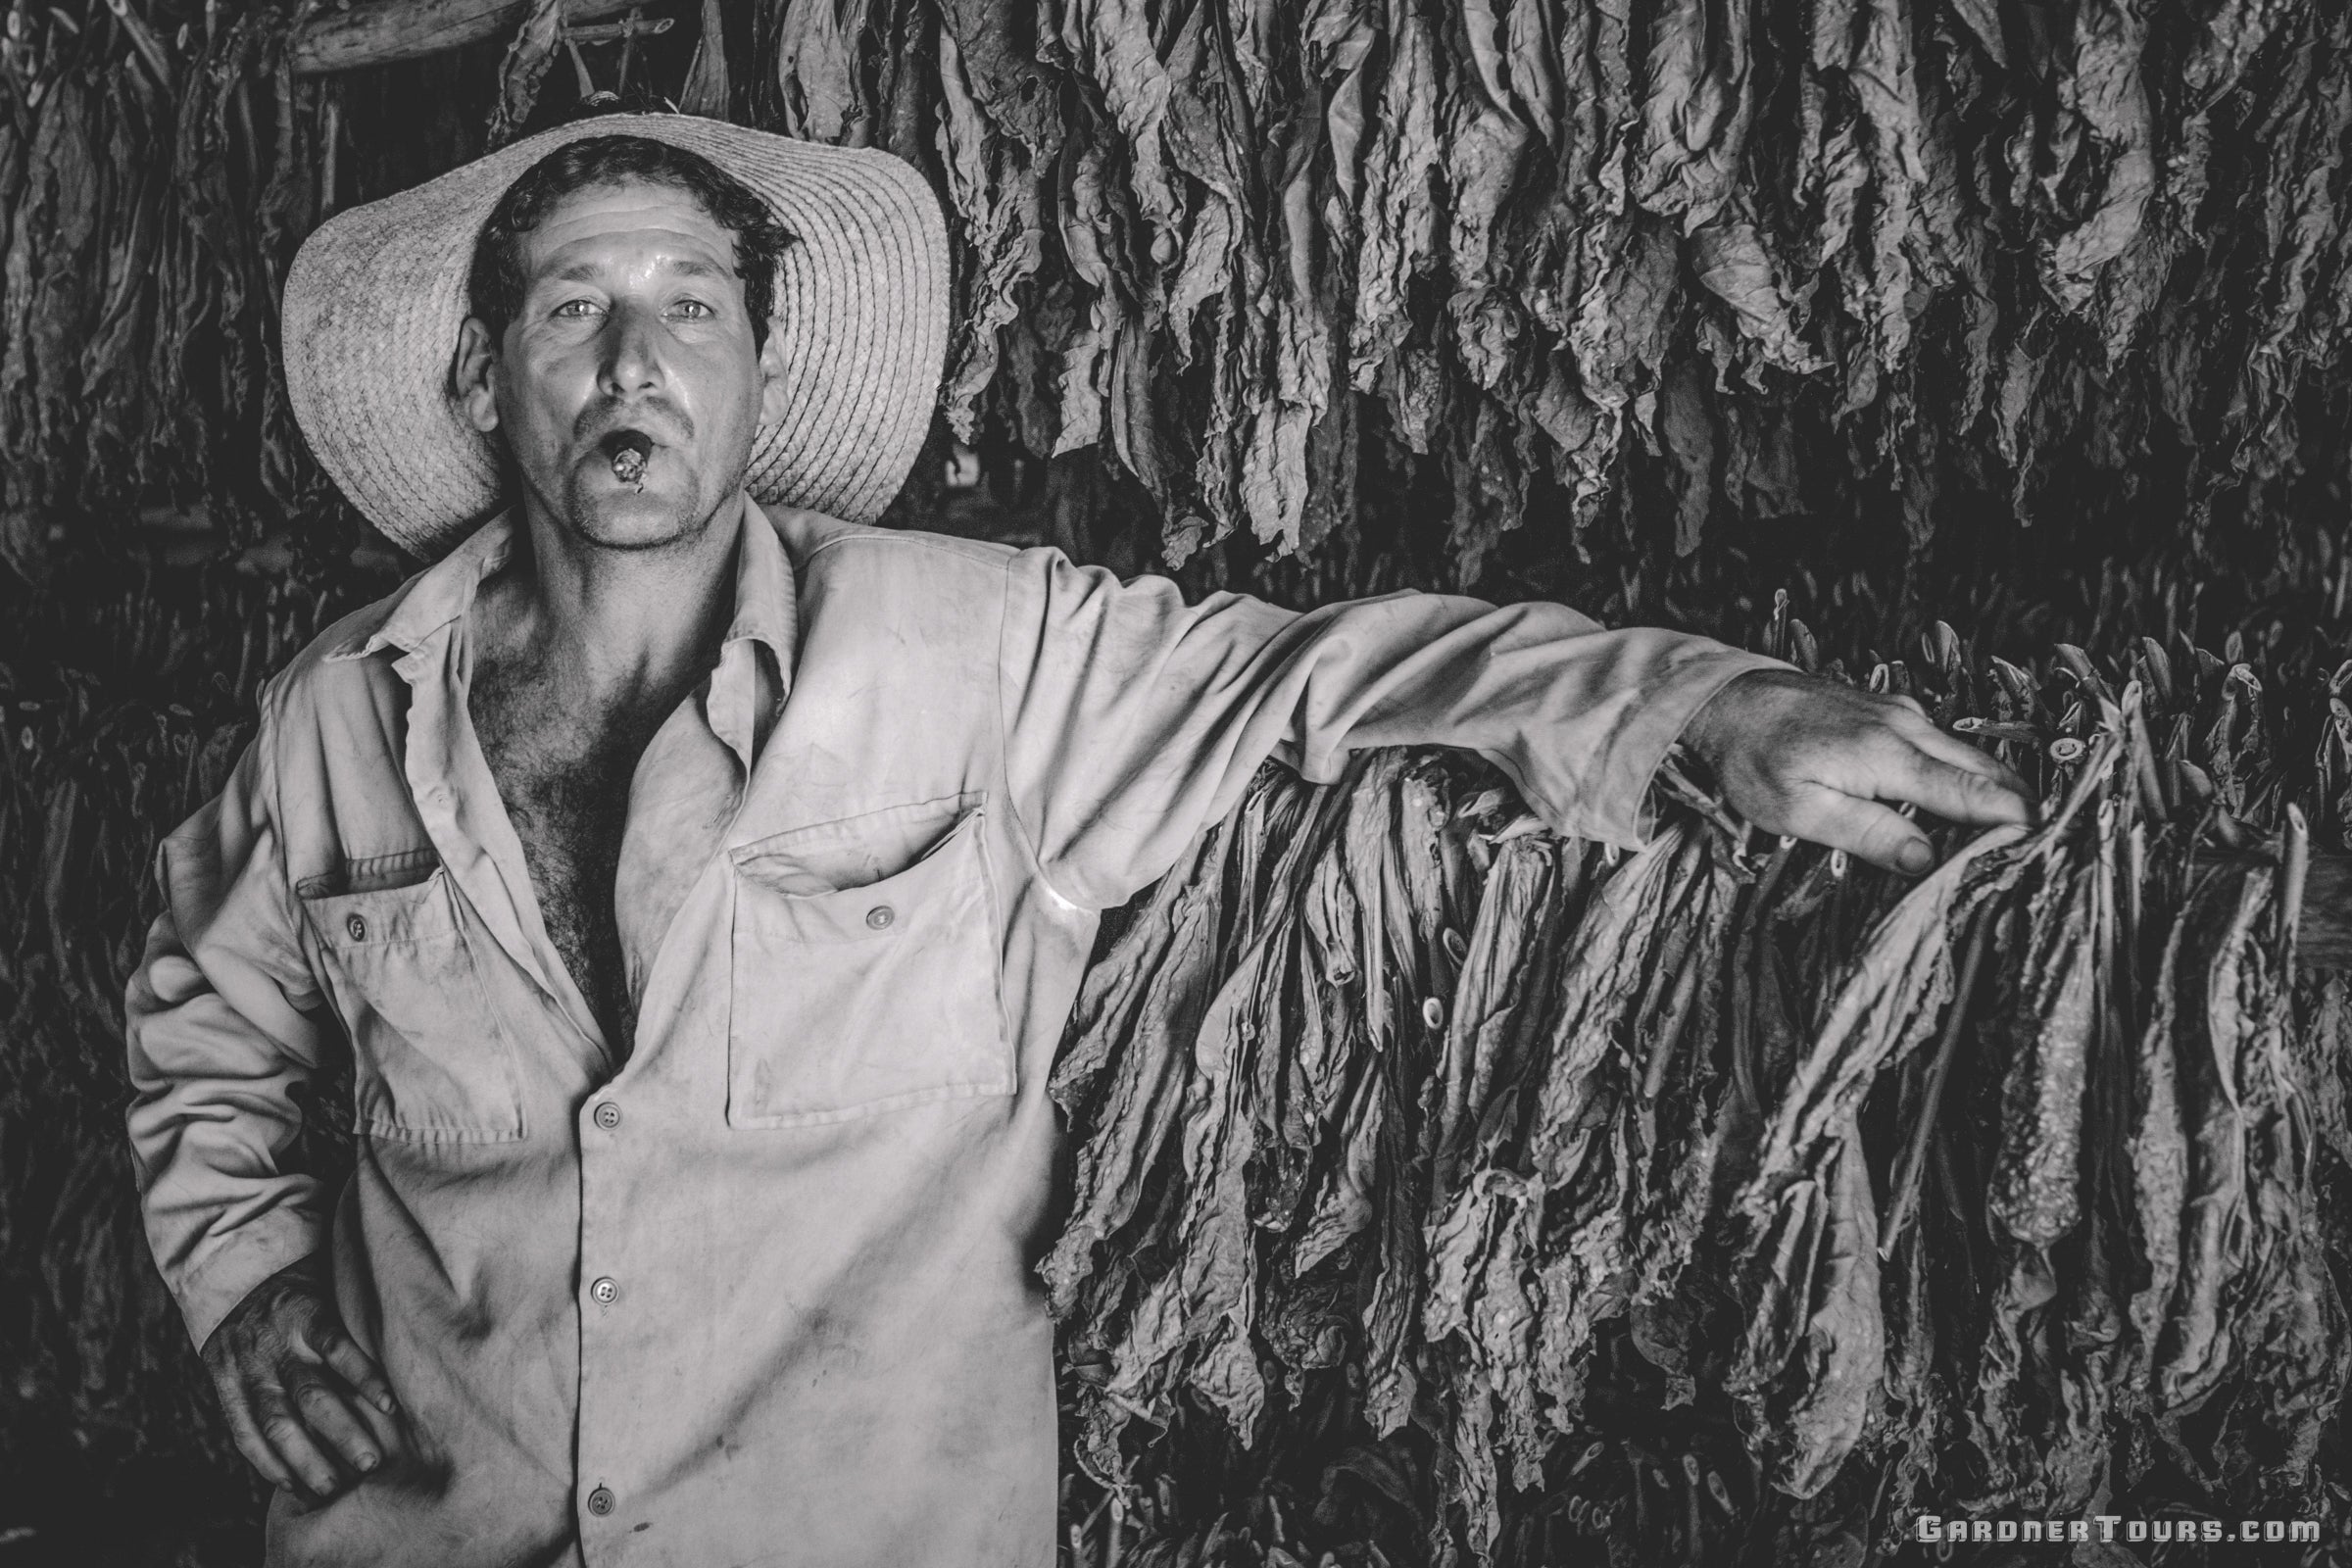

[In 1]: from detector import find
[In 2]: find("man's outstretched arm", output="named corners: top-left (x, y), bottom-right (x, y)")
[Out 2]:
top-left (125, 716), bottom-right (404, 1501)
top-left (996, 552), bottom-right (2030, 910)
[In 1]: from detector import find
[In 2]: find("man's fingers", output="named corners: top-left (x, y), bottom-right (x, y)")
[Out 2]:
top-left (257, 1395), bottom-right (350, 1499)
top-left (292, 1376), bottom-right (385, 1477)
top-left (1884, 695), bottom-right (2036, 791)
top-left (1914, 726), bottom-right (2034, 803)
top-left (328, 1372), bottom-right (409, 1467)
top-left (1880, 744), bottom-right (2034, 827)
top-left (316, 1329), bottom-right (400, 1420)
top-left (219, 1382), bottom-right (302, 1495)
top-left (1781, 784), bottom-right (1937, 875)
top-left (307, 1323), bottom-right (409, 1464)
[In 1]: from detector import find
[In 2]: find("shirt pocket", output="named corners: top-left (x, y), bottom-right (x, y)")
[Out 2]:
top-left (727, 796), bottom-right (1010, 1128)
top-left (301, 861), bottom-right (525, 1144)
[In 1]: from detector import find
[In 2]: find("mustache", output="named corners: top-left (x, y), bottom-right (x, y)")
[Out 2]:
top-left (575, 401), bottom-right (694, 447)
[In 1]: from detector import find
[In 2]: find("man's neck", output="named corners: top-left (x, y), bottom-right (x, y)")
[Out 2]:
top-left (478, 494), bottom-right (746, 710)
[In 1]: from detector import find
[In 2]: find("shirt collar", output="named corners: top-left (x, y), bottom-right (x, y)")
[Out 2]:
top-left (323, 493), bottom-right (798, 689)
top-left (325, 512), bottom-right (515, 662)
top-left (722, 491), bottom-right (797, 696)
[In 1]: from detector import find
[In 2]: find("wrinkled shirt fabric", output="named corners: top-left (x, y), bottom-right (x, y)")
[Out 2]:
top-left (125, 497), bottom-right (1786, 1567)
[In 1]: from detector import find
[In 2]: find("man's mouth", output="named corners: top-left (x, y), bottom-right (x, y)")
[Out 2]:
top-left (602, 430), bottom-right (656, 490)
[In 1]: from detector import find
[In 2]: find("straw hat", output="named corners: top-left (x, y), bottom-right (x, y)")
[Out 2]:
top-left (282, 113), bottom-right (948, 559)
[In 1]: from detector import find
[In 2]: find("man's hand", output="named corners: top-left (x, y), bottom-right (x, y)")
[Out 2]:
top-left (1680, 668), bottom-right (2035, 873)
top-left (201, 1252), bottom-right (406, 1503)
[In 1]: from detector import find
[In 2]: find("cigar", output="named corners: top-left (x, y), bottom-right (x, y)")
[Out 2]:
top-left (604, 431), bottom-right (654, 491)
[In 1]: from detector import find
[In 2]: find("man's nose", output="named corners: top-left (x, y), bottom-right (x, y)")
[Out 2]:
top-left (597, 303), bottom-right (665, 397)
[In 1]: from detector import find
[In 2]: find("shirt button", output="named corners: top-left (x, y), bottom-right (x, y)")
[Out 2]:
top-left (592, 1102), bottom-right (622, 1131)
top-left (345, 913), bottom-right (367, 942)
top-left (585, 1485), bottom-right (615, 1517)
top-left (864, 905), bottom-right (895, 930)
top-left (590, 1276), bottom-right (620, 1305)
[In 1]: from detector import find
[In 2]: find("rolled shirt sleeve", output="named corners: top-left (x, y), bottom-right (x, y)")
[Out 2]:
top-left (125, 690), bottom-right (336, 1350)
top-left (999, 549), bottom-right (1790, 910)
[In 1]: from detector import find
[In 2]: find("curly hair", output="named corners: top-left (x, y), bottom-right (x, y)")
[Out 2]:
top-left (466, 135), bottom-right (800, 350)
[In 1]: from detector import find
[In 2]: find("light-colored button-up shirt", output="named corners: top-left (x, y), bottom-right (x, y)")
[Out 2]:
top-left (124, 496), bottom-right (1785, 1566)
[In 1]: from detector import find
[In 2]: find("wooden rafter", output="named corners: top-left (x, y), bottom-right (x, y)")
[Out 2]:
top-left (290, 0), bottom-right (654, 76)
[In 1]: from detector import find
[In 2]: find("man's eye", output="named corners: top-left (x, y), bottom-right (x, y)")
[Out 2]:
top-left (671, 300), bottom-right (714, 319)
top-left (553, 300), bottom-right (601, 318)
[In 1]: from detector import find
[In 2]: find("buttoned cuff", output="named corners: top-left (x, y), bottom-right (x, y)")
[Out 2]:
top-left (1526, 648), bottom-right (1793, 849)
top-left (172, 1208), bottom-right (331, 1351)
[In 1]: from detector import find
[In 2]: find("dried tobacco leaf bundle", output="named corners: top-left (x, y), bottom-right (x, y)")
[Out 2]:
top-left (0, 2), bottom-right (342, 563)
top-left (14, 0), bottom-right (2352, 662)
top-left (1050, 632), bottom-right (2351, 1566)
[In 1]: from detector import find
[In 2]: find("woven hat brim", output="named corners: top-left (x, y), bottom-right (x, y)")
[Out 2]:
top-left (282, 114), bottom-right (948, 558)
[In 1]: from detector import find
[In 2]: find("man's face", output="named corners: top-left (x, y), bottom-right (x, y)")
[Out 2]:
top-left (460, 178), bottom-right (782, 551)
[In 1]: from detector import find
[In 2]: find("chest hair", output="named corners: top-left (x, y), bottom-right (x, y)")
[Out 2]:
top-left (467, 662), bottom-right (670, 1058)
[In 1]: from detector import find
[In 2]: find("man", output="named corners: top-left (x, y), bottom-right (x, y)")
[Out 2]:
top-left (125, 117), bottom-right (2029, 1566)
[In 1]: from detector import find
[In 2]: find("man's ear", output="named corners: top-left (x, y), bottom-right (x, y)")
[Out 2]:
top-left (756, 324), bottom-right (789, 427)
top-left (453, 318), bottom-right (501, 434)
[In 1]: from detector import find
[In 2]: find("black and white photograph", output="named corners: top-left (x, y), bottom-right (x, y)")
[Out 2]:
top-left (0, 0), bottom-right (2347, 1563)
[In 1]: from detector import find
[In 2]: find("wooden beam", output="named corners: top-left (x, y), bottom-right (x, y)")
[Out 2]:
top-left (2194, 853), bottom-right (2350, 972)
top-left (290, 0), bottom-right (650, 76)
